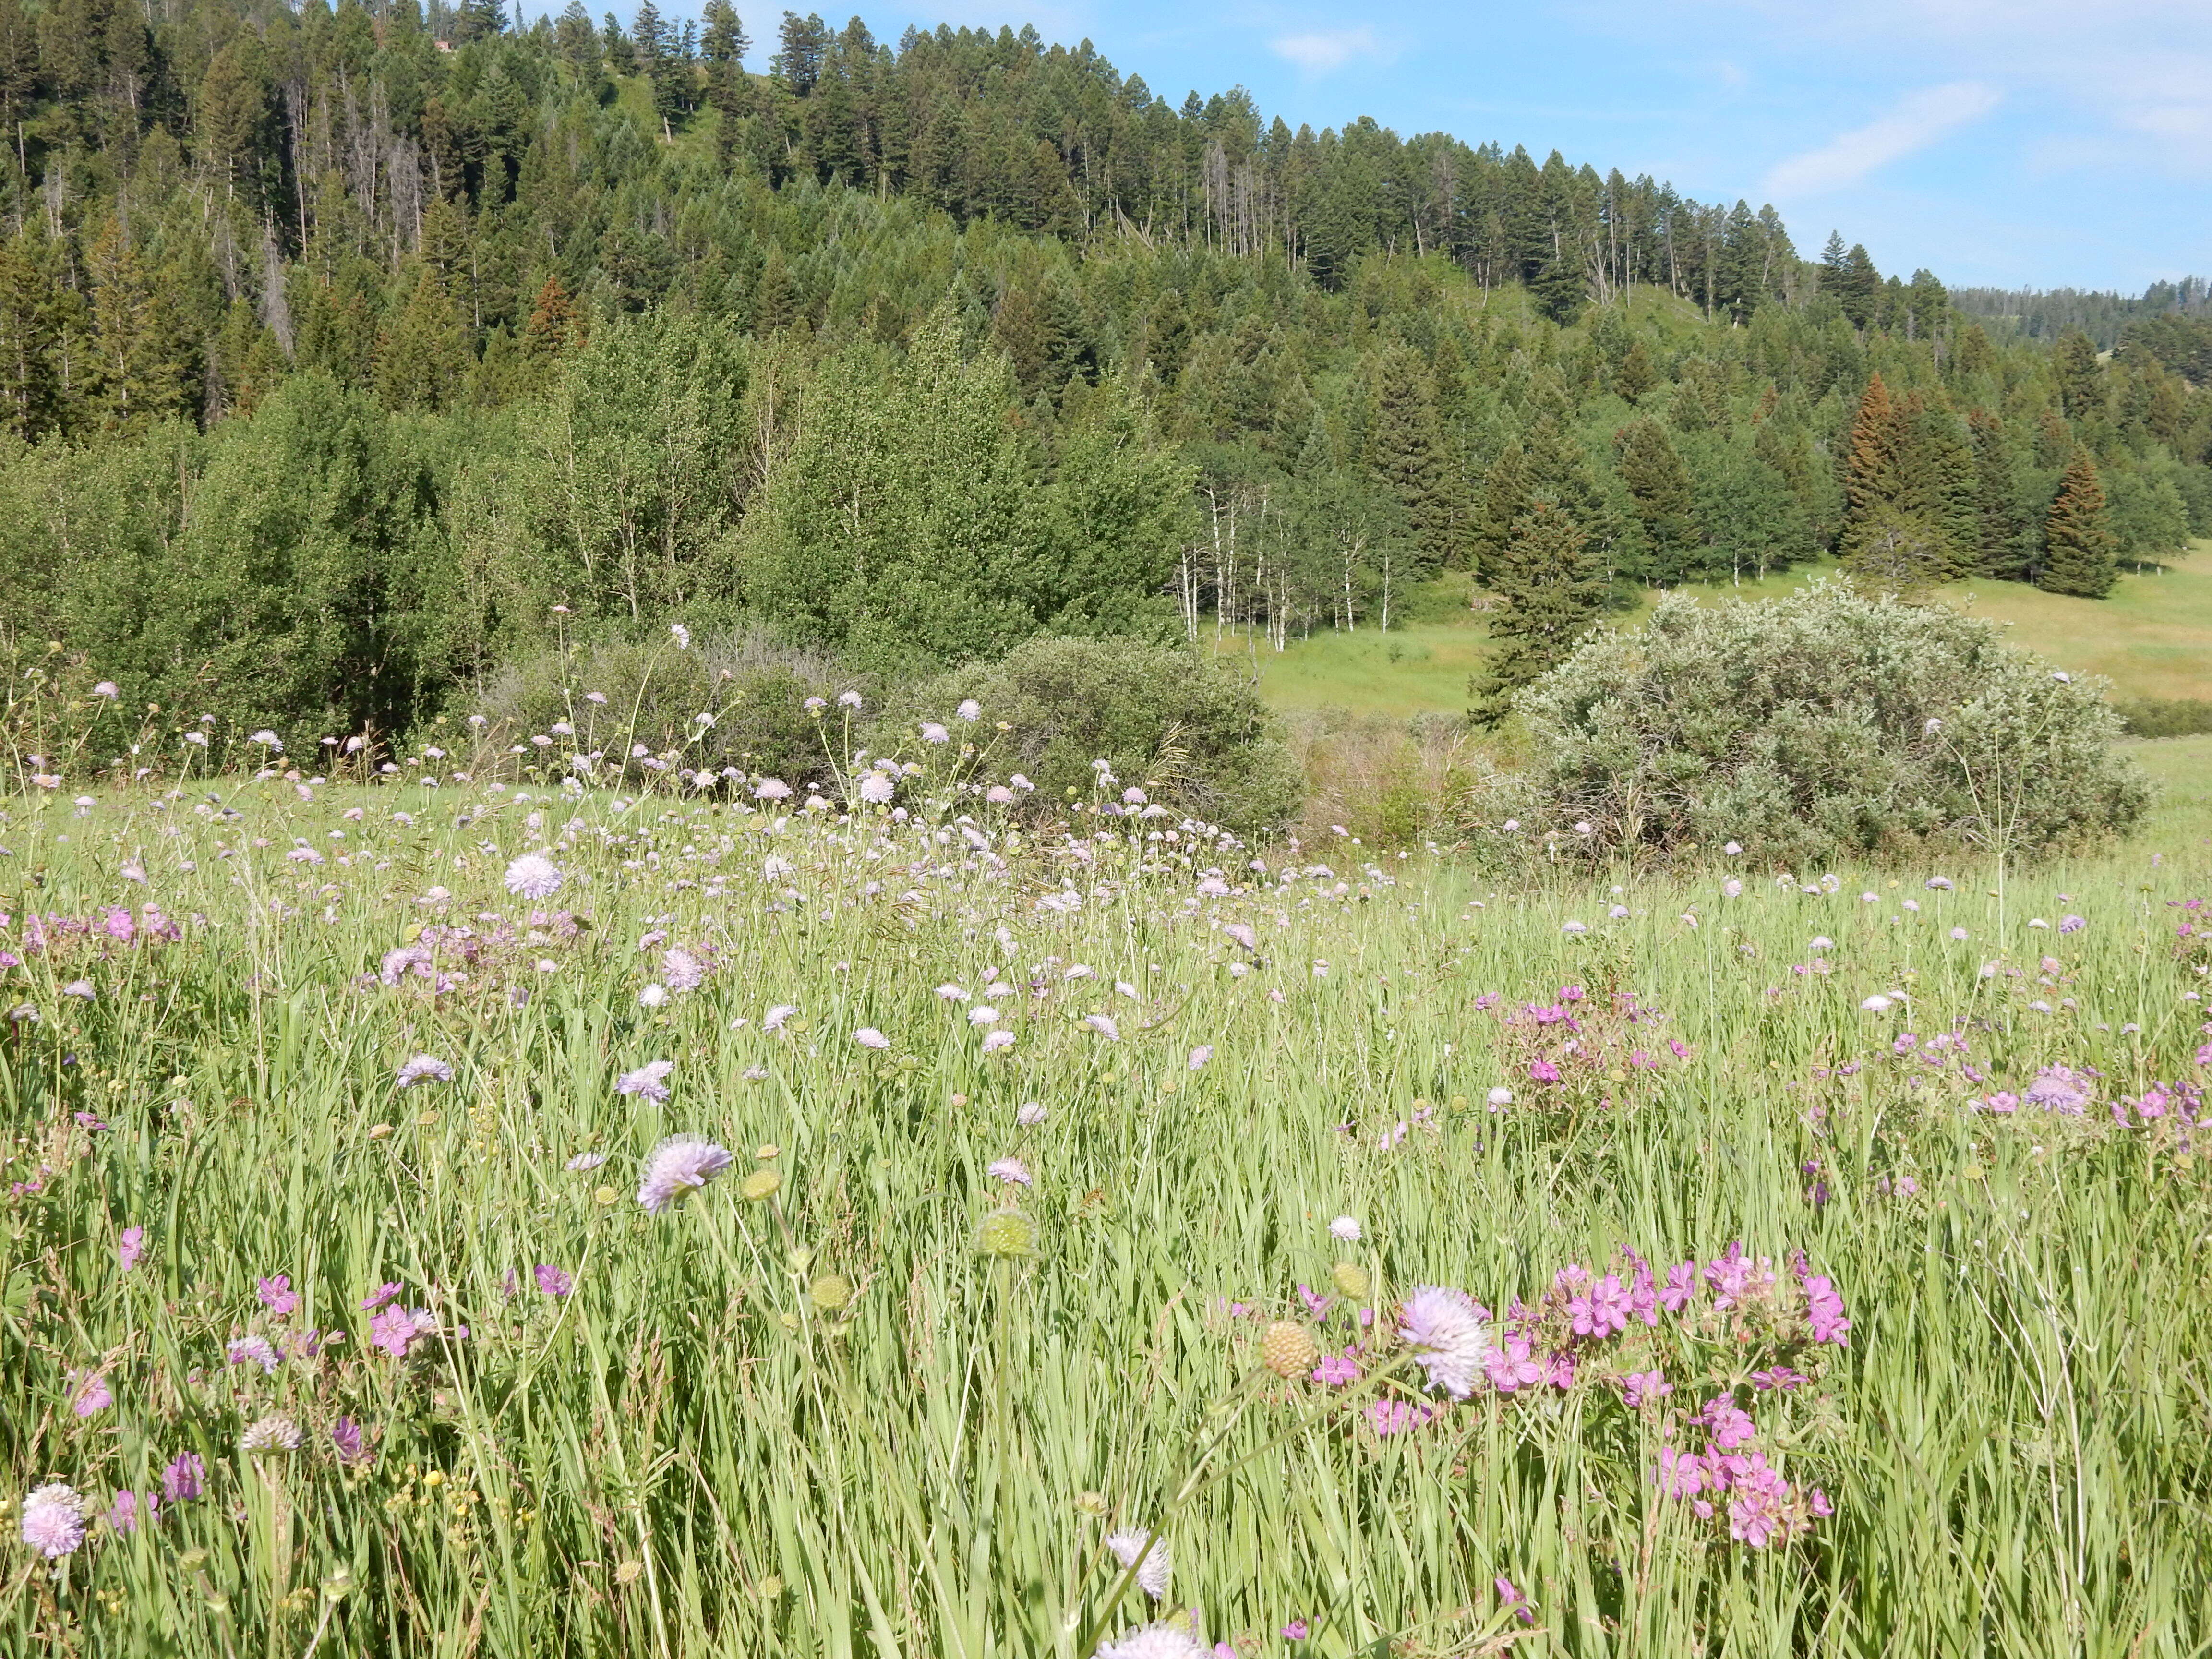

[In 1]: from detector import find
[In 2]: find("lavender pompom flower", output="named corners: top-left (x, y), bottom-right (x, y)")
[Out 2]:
top-left (637, 1136), bottom-right (735, 1214)
top-left (615, 1059), bottom-right (675, 1101)
top-left (240, 1413), bottom-right (304, 1454)
top-left (1094, 1626), bottom-right (1209, 1659)
top-left (661, 948), bottom-right (708, 992)
top-left (504, 853), bottom-right (564, 901)
top-left (986, 1156), bottom-right (1032, 1187)
top-left (396, 1055), bottom-right (453, 1087)
top-left (1397, 1286), bottom-right (1492, 1400)
top-left (1104, 1528), bottom-right (1172, 1600)
top-left (19, 1483), bottom-right (86, 1559)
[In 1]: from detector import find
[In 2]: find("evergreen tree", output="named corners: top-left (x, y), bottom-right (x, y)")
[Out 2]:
top-left (373, 264), bottom-right (469, 412)
top-left (1614, 418), bottom-right (1696, 582)
top-left (0, 230), bottom-right (64, 438)
top-left (1891, 400), bottom-right (1977, 577)
top-left (1966, 409), bottom-right (2036, 581)
top-left (1468, 502), bottom-right (1605, 723)
top-left (1838, 371), bottom-right (1900, 553)
top-left (2052, 328), bottom-right (2105, 424)
top-left (1364, 346), bottom-right (1461, 571)
top-left (2037, 446), bottom-right (2117, 598)
top-left (1612, 335), bottom-right (1657, 403)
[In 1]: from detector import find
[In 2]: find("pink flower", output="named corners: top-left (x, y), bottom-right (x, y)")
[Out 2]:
top-left (1496, 1576), bottom-right (1534, 1625)
top-left (108, 1488), bottom-right (155, 1533)
top-left (162, 1453), bottom-right (205, 1503)
top-left (360, 1282), bottom-right (404, 1311)
top-left (1311, 1353), bottom-right (1360, 1387)
top-left (257, 1274), bottom-right (299, 1317)
top-left (1619, 1369), bottom-right (1672, 1408)
top-left (1397, 1286), bottom-right (1491, 1399)
top-left (533, 1264), bottom-right (575, 1297)
top-left (1280, 1621), bottom-right (1309, 1640)
top-left (986, 1156), bottom-right (1032, 1187)
top-left (118, 1226), bottom-right (144, 1271)
top-left (369, 1305), bottom-right (436, 1360)
top-left (70, 1371), bottom-right (112, 1417)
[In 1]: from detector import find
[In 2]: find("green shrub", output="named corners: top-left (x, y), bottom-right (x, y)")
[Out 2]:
top-left (890, 635), bottom-right (1302, 831)
top-left (2111, 697), bottom-right (2212, 739)
top-left (1487, 580), bottom-right (2151, 867)
top-left (470, 629), bottom-right (849, 790)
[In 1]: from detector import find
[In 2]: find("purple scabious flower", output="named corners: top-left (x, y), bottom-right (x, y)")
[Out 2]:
top-left (396, 1055), bottom-right (453, 1087)
top-left (637, 1135), bottom-right (734, 1214)
top-left (1397, 1286), bottom-right (1491, 1400)
top-left (19, 1484), bottom-right (86, 1559)
top-left (615, 1059), bottom-right (675, 1101)
top-left (661, 947), bottom-right (708, 991)
top-left (504, 853), bottom-right (564, 901)
top-left (226, 1334), bottom-right (280, 1374)
top-left (986, 1156), bottom-right (1032, 1187)
top-left (1094, 1627), bottom-right (1211, 1659)
top-left (162, 1453), bottom-right (205, 1503)
top-left (2024, 1065), bottom-right (2092, 1114)
top-left (533, 1264), bottom-right (575, 1298)
top-left (2057, 914), bottom-right (2086, 935)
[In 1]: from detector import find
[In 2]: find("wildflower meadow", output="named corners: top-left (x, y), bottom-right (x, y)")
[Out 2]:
top-left (3, 703), bottom-right (2210, 1657)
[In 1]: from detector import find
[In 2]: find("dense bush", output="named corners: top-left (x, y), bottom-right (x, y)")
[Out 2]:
top-left (2112, 697), bottom-right (2212, 739)
top-left (890, 635), bottom-right (1303, 831)
top-left (1483, 581), bottom-right (2151, 866)
top-left (472, 629), bottom-right (849, 791)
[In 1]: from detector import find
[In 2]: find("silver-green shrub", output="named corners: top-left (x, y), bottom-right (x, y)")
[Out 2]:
top-left (1495, 580), bottom-right (2151, 866)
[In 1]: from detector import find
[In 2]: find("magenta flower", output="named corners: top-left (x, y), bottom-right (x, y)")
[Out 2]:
top-left (331, 1418), bottom-right (370, 1467)
top-left (1802, 1274), bottom-right (1851, 1345)
top-left (1366, 1399), bottom-right (1437, 1436)
top-left (1619, 1369), bottom-right (1673, 1408)
top-left (369, 1305), bottom-right (436, 1360)
top-left (1750, 1365), bottom-right (1808, 1391)
top-left (360, 1282), bottom-right (404, 1311)
top-left (533, 1264), bottom-right (575, 1298)
top-left (1485, 1334), bottom-right (1543, 1393)
top-left (1495, 1576), bottom-right (1534, 1625)
top-left (1697, 1395), bottom-right (1758, 1449)
top-left (1656, 1446), bottom-right (1708, 1500)
top-left (108, 1488), bottom-right (155, 1533)
top-left (1280, 1621), bottom-right (1309, 1640)
top-left (1298, 1284), bottom-right (1333, 1318)
top-left (257, 1274), bottom-right (299, 1317)
top-left (162, 1453), bottom-right (205, 1503)
top-left (1658, 1261), bottom-right (1696, 1312)
top-left (70, 1371), bottom-right (113, 1417)
top-left (1311, 1353), bottom-right (1360, 1387)
top-left (118, 1226), bottom-right (145, 1272)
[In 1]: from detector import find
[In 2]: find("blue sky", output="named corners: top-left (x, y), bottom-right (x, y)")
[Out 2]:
top-left (583, 1), bottom-right (2212, 292)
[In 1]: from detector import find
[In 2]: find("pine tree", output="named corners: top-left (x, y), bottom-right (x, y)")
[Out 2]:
top-left (1612, 335), bottom-right (1657, 403)
top-left (2037, 447), bottom-right (2117, 598)
top-left (1966, 409), bottom-right (2035, 582)
top-left (1891, 401), bottom-right (1977, 577)
top-left (1838, 372), bottom-right (1900, 551)
top-left (1614, 418), bottom-right (1696, 583)
top-left (1467, 503), bottom-right (1606, 723)
top-left (1364, 346), bottom-right (1461, 571)
top-left (0, 228), bottom-right (63, 438)
top-left (373, 264), bottom-right (469, 412)
top-left (85, 217), bottom-right (192, 432)
top-left (2052, 329), bottom-right (2104, 424)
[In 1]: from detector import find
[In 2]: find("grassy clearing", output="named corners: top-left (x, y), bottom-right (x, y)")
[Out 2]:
top-left (2, 745), bottom-right (2210, 1656)
top-left (1226, 543), bottom-right (2212, 719)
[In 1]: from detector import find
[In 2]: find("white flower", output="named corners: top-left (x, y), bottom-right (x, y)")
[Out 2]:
top-left (936, 983), bottom-right (969, 1001)
top-left (1105, 1529), bottom-right (1172, 1600)
top-left (1861, 993), bottom-right (1897, 1013)
top-left (1083, 1014), bottom-right (1120, 1040)
top-left (981, 1029), bottom-right (1016, 1052)
top-left (968, 1005), bottom-right (999, 1026)
top-left (1188, 1045), bottom-right (1213, 1070)
top-left (1487, 1086), bottom-right (1514, 1107)
top-left (639, 983), bottom-right (668, 1008)
top-left (754, 777), bottom-right (793, 800)
top-left (1328, 1215), bottom-right (1361, 1241)
top-left (669, 623), bottom-right (692, 649)
top-left (838, 690), bottom-right (863, 709)
top-left (505, 853), bottom-right (564, 901)
top-left (920, 722), bottom-right (950, 744)
top-left (1562, 920), bottom-right (1587, 935)
top-left (859, 772), bottom-right (895, 805)
top-left (956, 699), bottom-right (982, 721)
top-left (1094, 1627), bottom-right (1209, 1659)
top-left (854, 1027), bottom-right (893, 1050)
top-left (764, 1004), bottom-right (799, 1034)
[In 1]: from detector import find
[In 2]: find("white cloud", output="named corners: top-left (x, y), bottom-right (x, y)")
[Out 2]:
top-left (1763, 82), bottom-right (2000, 196)
top-left (1271, 26), bottom-right (1386, 74)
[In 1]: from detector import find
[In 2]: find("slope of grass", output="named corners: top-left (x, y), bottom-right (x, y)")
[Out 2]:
top-left (1232, 543), bottom-right (2212, 718)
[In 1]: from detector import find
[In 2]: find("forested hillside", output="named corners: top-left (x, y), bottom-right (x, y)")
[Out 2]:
top-left (1, 0), bottom-right (2208, 753)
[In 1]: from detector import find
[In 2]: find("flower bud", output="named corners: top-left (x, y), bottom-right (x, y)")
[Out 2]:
top-left (974, 1208), bottom-right (1035, 1258)
top-left (741, 1169), bottom-right (781, 1202)
top-left (1330, 1261), bottom-right (1371, 1301)
top-left (1260, 1320), bottom-right (1318, 1380)
top-left (808, 1274), bottom-right (852, 1312)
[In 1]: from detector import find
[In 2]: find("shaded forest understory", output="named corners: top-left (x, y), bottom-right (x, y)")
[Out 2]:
top-left (2, 0), bottom-right (2210, 753)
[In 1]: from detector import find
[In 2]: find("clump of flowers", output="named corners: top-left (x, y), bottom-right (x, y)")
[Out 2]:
top-left (1478, 983), bottom-right (1688, 1110)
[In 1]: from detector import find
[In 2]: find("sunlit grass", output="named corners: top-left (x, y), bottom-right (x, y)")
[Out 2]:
top-left (2, 765), bottom-right (2210, 1655)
